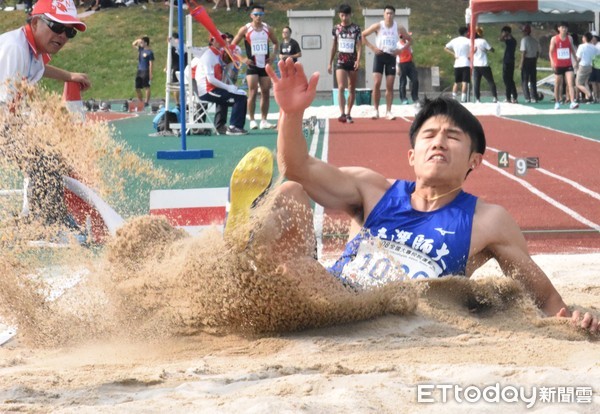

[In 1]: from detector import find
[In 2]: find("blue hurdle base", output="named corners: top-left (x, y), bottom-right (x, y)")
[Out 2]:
top-left (156, 149), bottom-right (214, 160)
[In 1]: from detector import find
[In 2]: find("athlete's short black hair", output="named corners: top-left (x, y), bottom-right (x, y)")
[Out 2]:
top-left (338, 4), bottom-right (352, 14)
top-left (409, 97), bottom-right (486, 155)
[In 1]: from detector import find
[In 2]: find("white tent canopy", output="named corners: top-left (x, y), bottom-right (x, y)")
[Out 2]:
top-left (467, 0), bottom-right (600, 27)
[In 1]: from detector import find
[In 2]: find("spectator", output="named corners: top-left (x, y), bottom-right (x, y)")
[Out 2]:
top-left (519, 24), bottom-right (540, 103)
top-left (212, 0), bottom-right (230, 11)
top-left (575, 32), bottom-right (597, 102)
top-left (590, 33), bottom-right (600, 103)
top-left (279, 26), bottom-right (301, 63)
top-left (223, 32), bottom-right (242, 85)
top-left (396, 35), bottom-right (419, 106)
top-left (236, 0), bottom-right (250, 12)
top-left (132, 36), bottom-right (154, 107)
top-left (444, 26), bottom-right (471, 102)
top-left (472, 27), bottom-right (498, 103)
top-left (499, 26), bottom-right (518, 103)
top-left (168, 32), bottom-right (188, 102)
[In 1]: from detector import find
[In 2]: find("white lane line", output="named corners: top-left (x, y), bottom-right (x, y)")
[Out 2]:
top-left (313, 120), bottom-right (329, 259)
top-left (487, 146), bottom-right (600, 202)
top-left (483, 160), bottom-right (600, 231)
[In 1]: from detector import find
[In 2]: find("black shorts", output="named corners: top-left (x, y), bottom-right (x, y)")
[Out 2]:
top-left (246, 65), bottom-right (269, 77)
top-left (135, 70), bottom-right (151, 89)
top-left (590, 68), bottom-right (600, 83)
top-left (372, 53), bottom-right (396, 76)
top-left (336, 62), bottom-right (356, 71)
top-left (554, 66), bottom-right (574, 76)
top-left (454, 67), bottom-right (471, 83)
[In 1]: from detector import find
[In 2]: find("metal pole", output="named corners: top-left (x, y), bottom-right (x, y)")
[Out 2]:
top-left (165, 0), bottom-right (175, 110)
top-left (177, 0), bottom-right (187, 150)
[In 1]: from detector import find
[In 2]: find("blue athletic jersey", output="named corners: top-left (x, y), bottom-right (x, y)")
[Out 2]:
top-left (328, 180), bottom-right (478, 284)
top-left (138, 47), bottom-right (155, 71)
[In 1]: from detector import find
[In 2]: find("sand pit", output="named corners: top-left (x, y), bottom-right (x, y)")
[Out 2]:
top-left (0, 235), bottom-right (598, 413)
top-left (1, 84), bottom-right (598, 413)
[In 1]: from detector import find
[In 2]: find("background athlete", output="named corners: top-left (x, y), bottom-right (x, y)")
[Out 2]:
top-left (328, 3), bottom-right (362, 124)
top-left (232, 4), bottom-right (278, 130)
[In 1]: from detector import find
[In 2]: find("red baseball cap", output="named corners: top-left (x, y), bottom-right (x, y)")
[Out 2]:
top-left (32, 0), bottom-right (86, 32)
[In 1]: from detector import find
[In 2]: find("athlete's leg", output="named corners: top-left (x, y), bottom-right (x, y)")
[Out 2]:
top-left (372, 72), bottom-right (383, 113)
top-left (347, 69), bottom-right (358, 116)
top-left (246, 74), bottom-right (259, 121)
top-left (385, 74), bottom-right (395, 113)
top-left (336, 69), bottom-right (348, 116)
top-left (258, 75), bottom-right (272, 121)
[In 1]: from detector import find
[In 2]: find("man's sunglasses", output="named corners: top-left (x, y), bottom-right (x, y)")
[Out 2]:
top-left (251, 12), bottom-right (265, 16)
top-left (39, 16), bottom-right (77, 39)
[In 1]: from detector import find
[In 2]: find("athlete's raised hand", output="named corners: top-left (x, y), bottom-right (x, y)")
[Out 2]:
top-left (266, 58), bottom-right (319, 115)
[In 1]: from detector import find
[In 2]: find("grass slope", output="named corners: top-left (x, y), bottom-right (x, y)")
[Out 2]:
top-left (1, 0), bottom-right (548, 100)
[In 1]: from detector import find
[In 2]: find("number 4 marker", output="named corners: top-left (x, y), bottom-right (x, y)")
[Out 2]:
top-left (498, 151), bottom-right (509, 168)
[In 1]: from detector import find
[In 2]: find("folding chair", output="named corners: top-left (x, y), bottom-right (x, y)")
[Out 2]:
top-left (171, 65), bottom-right (219, 136)
top-left (189, 80), bottom-right (219, 136)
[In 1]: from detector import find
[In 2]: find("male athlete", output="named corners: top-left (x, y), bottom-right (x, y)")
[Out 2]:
top-left (549, 22), bottom-right (579, 110)
top-left (232, 4), bottom-right (278, 130)
top-left (362, 5), bottom-right (410, 120)
top-left (328, 3), bottom-right (362, 124)
top-left (233, 58), bottom-right (598, 334)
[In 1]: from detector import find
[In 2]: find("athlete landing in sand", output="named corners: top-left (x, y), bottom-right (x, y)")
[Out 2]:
top-left (247, 58), bottom-right (598, 335)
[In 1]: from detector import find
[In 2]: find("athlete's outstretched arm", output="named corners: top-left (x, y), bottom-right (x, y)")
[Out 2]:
top-left (266, 59), bottom-right (386, 214)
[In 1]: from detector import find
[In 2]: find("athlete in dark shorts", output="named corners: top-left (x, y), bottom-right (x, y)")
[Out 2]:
top-left (132, 36), bottom-right (154, 107)
top-left (328, 4), bottom-right (361, 124)
top-left (362, 5), bottom-right (410, 120)
top-left (549, 22), bottom-right (578, 109)
top-left (232, 4), bottom-right (279, 130)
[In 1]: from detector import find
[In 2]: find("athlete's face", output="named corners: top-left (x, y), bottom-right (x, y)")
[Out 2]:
top-left (408, 115), bottom-right (482, 182)
top-left (383, 9), bottom-right (395, 24)
top-left (339, 13), bottom-right (351, 25)
top-left (558, 25), bottom-right (568, 36)
top-left (251, 9), bottom-right (265, 24)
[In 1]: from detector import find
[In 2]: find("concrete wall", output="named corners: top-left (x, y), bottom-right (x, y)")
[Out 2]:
top-left (287, 10), bottom-right (336, 91)
top-left (286, 8), bottom-right (439, 97)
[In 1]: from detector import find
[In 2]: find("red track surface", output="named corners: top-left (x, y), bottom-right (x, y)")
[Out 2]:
top-left (326, 117), bottom-right (600, 254)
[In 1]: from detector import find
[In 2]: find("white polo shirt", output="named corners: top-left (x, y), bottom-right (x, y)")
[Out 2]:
top-left (473, 38), bottom-right (492, 67)
top-left (445, 36), bottom-right (471, 68)
top-left (0, 25), bottom-right (50, 103)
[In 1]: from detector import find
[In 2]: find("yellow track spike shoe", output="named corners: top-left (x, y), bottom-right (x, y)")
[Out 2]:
top-left (224, 147), bottom-right (274, 242)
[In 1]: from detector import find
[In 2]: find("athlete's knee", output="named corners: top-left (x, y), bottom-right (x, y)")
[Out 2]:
top-left (277, 181), bottom-right (309, 202)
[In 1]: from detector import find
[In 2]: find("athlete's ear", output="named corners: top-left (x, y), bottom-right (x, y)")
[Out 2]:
top-left (408, 149), bottom-right (415, 166)
top-left (469, 152), bottom-right (483, 169)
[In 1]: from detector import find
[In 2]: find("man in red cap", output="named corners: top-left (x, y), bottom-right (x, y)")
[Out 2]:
top-left (0, 0), bottom-right (90, 240)
top-left (0, 0), bottom-right (90, 103)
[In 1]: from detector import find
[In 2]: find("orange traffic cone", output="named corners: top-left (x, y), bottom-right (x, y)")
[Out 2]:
top-left (63, 81), bottom-right (86, 120)
top-left (188, 2), bottom-right (240, 67)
